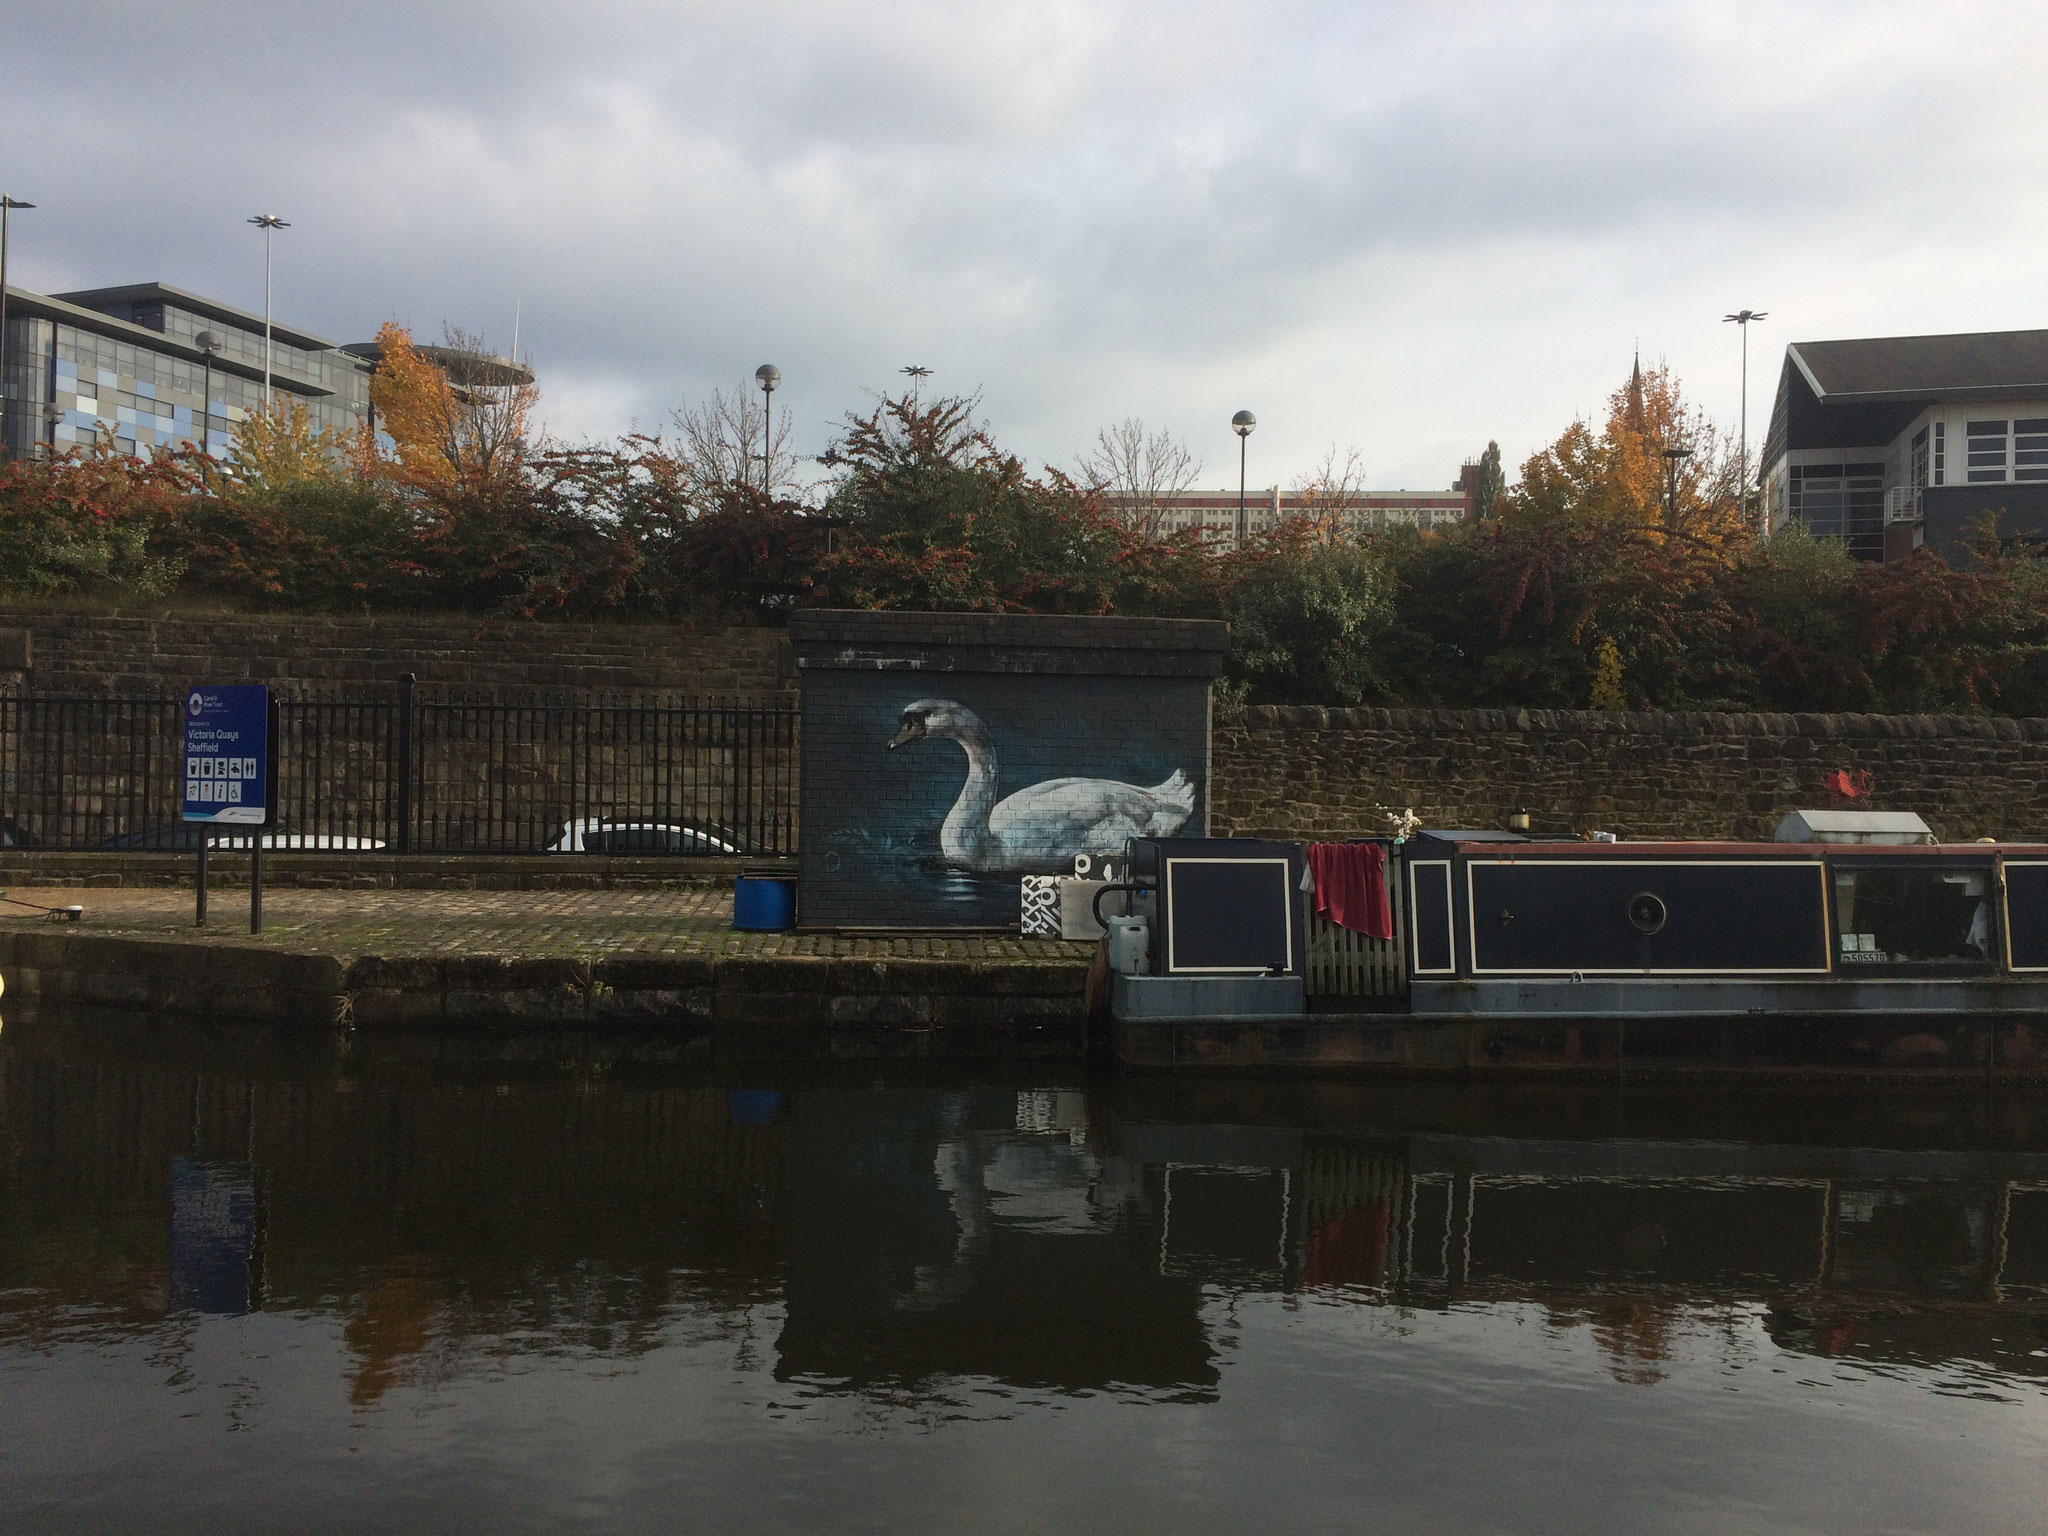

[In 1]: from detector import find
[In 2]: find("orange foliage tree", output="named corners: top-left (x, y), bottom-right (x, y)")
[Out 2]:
top-left (1471, 360), bottom-right (1754, 705)
top-left (1506, 359), bottom-right (1747, 549)
top-left (366, 322), bottom-right (535, 493)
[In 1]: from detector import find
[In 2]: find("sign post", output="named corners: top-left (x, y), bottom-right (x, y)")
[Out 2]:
top-left (182, 686), bottom-right (274, 933)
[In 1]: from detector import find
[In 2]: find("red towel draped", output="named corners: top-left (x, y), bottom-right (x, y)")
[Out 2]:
top-left (1306, 842), bottom-right (1393, 940)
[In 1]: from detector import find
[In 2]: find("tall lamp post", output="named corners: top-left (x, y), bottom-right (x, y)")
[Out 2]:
top-left (41, 402), bottom-right (62, 458)
top-left (1232, 409), bottom-right (1256, 544)
top-left (247, 213), bottom-right (289, 403)
top-left (755, 363), bottom-right (780, 497)
top-left (0, 195), bottom-right (35, 458)
top-left (1724, 308), bottom-right (1767, 529)
top-left (1661, 446), bottom-right (1694, 527)
top-left (194, 330), bottom-right (222, 456)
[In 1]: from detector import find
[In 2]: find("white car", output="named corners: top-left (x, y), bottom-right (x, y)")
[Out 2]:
top-left (216, 832), bottom-right (388, 851)
top-left (101, 826), bottom-right (386, 851)
top-left (546, 819), bottom-right (749, 856)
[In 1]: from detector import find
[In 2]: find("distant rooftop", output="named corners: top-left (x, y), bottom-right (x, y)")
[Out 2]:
top-left (1789, 329), bottom-right (2048, 402)
top-left (340, 339), bottom-right (533, 388)
top-left (51, 281), bottom-right (336, 352)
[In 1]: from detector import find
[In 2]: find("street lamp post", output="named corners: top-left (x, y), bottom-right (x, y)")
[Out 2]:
top-left (247, 213), bottom-right (289, 404)
top-left (1723, 308), bottom-right (1768, 529)
top-left (1232, 409), bottom-right (1256, 545)
top-left (755, 363), bottom-right (780, 497)
top-left (0, 195), bottom-right (36, 458)
top-left (1661, 446), bottom-right (1694, 527)
top-left (41, 403), bottom-right (62, 458)
top-left (194, 330), bottom-right (222, 456)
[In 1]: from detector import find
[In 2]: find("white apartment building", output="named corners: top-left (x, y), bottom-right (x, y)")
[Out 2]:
top-left (1115, 485), bottom-right (1471, 547)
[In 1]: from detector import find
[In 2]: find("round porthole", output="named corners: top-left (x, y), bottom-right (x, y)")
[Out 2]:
top-left (1626, 891), bottom-right (1667, 935)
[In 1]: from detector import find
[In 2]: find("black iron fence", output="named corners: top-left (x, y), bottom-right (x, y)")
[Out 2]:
top-left (0, 681), bottom-right (799, 855)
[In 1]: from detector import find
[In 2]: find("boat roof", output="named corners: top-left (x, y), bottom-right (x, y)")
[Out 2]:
top-left (1423, 838), bottom-right (2048, 856)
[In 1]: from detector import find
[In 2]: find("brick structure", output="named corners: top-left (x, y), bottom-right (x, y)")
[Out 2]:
top-left (1213, 705), bottom-right (2048, 843)
top-left (790, 611), bottom-right (1231, 927)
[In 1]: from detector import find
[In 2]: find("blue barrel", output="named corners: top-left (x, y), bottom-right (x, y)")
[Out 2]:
top-left (732, 872), bottom-right (796, 931)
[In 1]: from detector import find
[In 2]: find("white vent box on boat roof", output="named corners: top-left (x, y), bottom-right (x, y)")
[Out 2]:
top-left (1772, 809), bottom-right (1935, 845)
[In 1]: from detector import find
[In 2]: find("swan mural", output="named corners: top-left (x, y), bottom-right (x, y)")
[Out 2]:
top-left (887, 697), bottom-right (1196, 875)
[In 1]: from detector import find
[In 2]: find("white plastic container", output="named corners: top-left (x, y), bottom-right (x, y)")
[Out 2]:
top-left (1106, 915), bottom-right (1151, 976)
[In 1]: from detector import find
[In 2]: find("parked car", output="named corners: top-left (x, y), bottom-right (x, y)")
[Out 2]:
top-left (100, 825), bottom-right (387, 851)
top-left (546, 818), bottom-right (759, 856)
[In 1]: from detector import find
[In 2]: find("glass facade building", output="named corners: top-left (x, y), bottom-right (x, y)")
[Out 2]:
top-left (0, 281), bottom-right (371, 462)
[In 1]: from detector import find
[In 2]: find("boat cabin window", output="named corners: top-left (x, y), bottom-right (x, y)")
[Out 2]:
top-left (1830, 865), bottom-right (1993, 968)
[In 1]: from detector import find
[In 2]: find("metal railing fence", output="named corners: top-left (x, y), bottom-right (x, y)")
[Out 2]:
top-left (0, 681), bottom-right (798, 856)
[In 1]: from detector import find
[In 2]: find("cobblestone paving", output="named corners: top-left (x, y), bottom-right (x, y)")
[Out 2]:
top-left (0, 885), bottom-right (1092, 962)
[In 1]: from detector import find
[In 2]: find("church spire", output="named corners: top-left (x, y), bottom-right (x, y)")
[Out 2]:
top-left (1625, 346), bottom-right (1648, 433)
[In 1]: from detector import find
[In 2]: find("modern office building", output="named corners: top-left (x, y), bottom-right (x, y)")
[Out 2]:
top-left (0, 280), bottom-right (371, 462)
top-left (1759, 328), bottom-right (2048, 561)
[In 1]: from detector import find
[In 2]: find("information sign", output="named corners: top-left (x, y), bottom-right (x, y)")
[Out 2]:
top-left (182, 685), bottom-right (271, 826)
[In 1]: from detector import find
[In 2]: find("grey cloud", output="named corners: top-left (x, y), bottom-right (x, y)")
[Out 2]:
top-left (5, 0), bottom-right (2045, 487)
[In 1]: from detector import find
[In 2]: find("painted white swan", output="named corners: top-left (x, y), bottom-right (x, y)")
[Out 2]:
top-left (887, 697), bottom-right (1196, 875)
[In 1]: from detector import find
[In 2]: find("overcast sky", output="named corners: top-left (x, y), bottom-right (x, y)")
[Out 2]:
top-left (7, 1), bottom-right (2047, 492)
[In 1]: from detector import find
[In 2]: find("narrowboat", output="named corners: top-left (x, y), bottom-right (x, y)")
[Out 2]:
top-left (1101, 817), bottom-right (2048, 1072)
top-left (1400, 831), bottom-right (2048, 1018)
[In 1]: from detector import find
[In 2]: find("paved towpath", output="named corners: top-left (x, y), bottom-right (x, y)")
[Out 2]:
top-left (0, 885), bottom-right (1091, 962)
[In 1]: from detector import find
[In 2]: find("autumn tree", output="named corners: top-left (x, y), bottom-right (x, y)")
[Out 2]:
top-left (0, 437), bottom-right (190, 598)
top-left (1224, 524), bottom-right (1393, 704)
top-left (1072, 417), bottom-right (1202, 540)
top-left (818, 391), bottom-right (1129, 613)
top-left (367, 322), bottom-right (537, 492)
top-left (1463, 362), bottom-right (1752, 707)
top-left (1505, 359), bottom-right (1744, 549)
top-left (1471, 440), bottom-right (1506, 519)
top-left (671, 385), bottom-right (804, 505)
top-left (230, 395), bottom-right (348, 492)
top-left (1290, 444), bottom-right (1371, 544)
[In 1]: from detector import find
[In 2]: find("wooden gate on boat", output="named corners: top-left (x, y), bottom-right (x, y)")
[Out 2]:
top-left (1304, 848), bottom-right (1409, 1000)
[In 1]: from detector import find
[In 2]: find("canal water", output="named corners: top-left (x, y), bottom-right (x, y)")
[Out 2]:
top-left (4, 1018), bottom-right (2046, 1534)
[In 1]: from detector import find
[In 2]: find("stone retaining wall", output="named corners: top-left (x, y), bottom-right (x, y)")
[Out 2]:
top-left (14, 611), bottom-right (2048, 845)
top-left (0, 614), bottom-right (795, 697)
top-left (0, 929), bottom-right (1089, 1058)
top-left (1212, 706), bottom-right (2048, 843)
top-left (0, 852), bottom-right (790, 889)
top-left (0, 620), bottom-right (799, 851)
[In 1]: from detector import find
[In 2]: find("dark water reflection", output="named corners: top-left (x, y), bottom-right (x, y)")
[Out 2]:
top-left (4, 1018), bottom-right (2048, 1533)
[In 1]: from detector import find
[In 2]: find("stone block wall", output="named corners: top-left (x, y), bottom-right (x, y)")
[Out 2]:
top-left (0, 615), bottom-right (799, 849)
top-left (0, 929), bottom-right (1089, 1056)
top-left (0, 613), bottom-right (795, 698)
top-left (0, 693), bottom-right (797, 853)
top-left (1212, 706), bottom-right (2048, 843)
top-left (12, 611), bottom-right (2048, 849)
